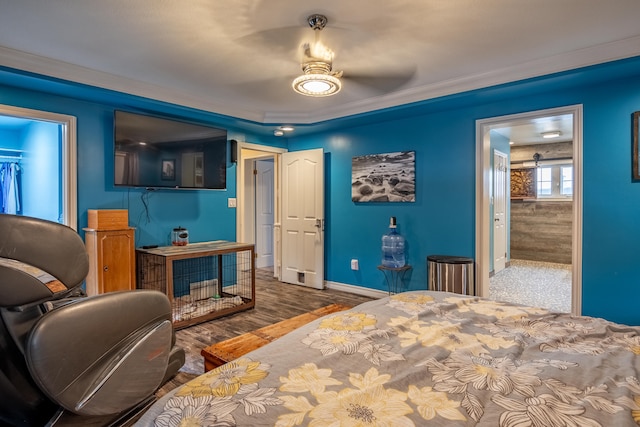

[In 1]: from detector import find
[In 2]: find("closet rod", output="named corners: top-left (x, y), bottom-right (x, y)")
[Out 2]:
top-left (0, 148), bottom-right (25, 153)
top-left (0, 155), bottom-right (22, 160)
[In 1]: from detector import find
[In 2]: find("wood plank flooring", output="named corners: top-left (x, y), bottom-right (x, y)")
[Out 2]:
top-left (159, 267), bottom-right (376, 396)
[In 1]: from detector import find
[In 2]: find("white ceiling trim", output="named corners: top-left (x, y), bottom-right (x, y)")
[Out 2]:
top-left (0, 46), bottom-right (266, 123)
top-left (2, 35), bottom-right (640, 126)
top-left (264, 35), bottom-right (640, 124)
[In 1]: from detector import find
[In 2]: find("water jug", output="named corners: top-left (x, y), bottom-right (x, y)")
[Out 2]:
top-left (381, 217), bottom-right (405, 267)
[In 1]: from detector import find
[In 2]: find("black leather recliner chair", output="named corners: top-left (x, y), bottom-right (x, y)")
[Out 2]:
top-left (0, 214), bottom-right (185, 426)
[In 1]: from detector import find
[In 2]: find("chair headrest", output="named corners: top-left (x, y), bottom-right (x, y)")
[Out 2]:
top-left (0, 215), bottom-right (88, 308)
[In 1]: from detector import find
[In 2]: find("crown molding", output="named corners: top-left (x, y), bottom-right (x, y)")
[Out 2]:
top-left (2, 35), bottom-right (640, 126)
top-left (0, 46), bottom-right (267, 123)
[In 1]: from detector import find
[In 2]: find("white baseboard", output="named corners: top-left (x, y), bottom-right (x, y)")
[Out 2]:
top-left (324, 281), bottom-right (388, 299)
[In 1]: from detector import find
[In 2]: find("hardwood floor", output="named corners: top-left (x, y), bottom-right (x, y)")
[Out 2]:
top-left (160, 267), bottom-right (377, 396)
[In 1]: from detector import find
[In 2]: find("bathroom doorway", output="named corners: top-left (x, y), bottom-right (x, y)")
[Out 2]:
top-left (476, 105), bottom-right (583, 314)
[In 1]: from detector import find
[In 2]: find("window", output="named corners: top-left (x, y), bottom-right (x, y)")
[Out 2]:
top-left (536, 164), bottom-right (573, 199)
top-left (537, 167), bottom-right (553, 196)
top-left (561, 165), bottom-right (573, 196)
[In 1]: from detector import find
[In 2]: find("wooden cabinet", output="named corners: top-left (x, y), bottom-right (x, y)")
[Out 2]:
top-left (84, 227), bottom-right (135, 295)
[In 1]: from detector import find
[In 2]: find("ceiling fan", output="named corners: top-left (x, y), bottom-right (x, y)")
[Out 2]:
top-left (231, 13), bottom-right (416, 100)
top-left (290, 13), bottom-right (415, 98)
top-left (292, 14), bottom-right (343, 97)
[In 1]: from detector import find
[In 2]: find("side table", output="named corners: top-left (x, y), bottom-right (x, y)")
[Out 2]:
top-left (377, 264), bottom-right (412, 295)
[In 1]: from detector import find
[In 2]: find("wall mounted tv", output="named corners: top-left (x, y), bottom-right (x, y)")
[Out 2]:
top-left (114, 110), bottom-right (227, 190)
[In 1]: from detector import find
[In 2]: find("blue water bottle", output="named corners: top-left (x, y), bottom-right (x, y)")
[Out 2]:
top-left (381, 216), bottom-right (405, 267)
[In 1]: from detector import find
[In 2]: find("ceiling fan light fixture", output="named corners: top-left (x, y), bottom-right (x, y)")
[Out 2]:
top-left (292, 14), bottom-right (341, 98)
top-left (292, 73), bottom-right (341, 97)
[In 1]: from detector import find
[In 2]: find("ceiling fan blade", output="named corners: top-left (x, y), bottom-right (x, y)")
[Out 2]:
top-left (229, 75), bottom-right (300, 101)
top-left (234, 26), bottom-right (308, 51)
top-left (233, 22), bottom-right (354, 54)
top-left (343, 67), bottom-right (417, 94)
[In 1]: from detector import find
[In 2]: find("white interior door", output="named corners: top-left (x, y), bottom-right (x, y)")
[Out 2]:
top-left (255, 159), bottom-right (274, 268)
top-left (493, 150), bottom-right (508, 273)
top-left (281, 148), bottom-right (324, 289)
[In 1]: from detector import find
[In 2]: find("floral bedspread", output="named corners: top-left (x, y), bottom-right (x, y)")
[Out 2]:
top-left (135, 291), bottom-right (640, 426)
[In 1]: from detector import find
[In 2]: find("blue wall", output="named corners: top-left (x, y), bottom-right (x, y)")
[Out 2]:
top-left (288, 58), bottom-right (640, 326)
top-left (21, 121), bottom-right (61, 222)
top-left (0, 80), bottom-right (285, 247)
top-left (289, 110), bottom-right (477, 295)
top-left (2, 56), bottom-right (640, 325)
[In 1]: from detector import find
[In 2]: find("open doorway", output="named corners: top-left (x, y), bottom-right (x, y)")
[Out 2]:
top-left (0, 104), bottom-right (77, 229)
top-left (476, 105), bottom-right (583, 314)
top-left (236, 142), bottom-right (285, 278)
top-left (236, 143), bottom-right (326, 290)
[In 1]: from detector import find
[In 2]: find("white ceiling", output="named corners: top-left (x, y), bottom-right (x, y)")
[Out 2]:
top-left (1, 0), bottom-right (640, 127)
top-left (493, 114), bottom-right (574, 146)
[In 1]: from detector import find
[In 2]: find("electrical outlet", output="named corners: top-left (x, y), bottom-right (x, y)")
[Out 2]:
top-left (228, 198), bottom-right (237, 208)
top-left (351, 259), bottom-right (359, 270)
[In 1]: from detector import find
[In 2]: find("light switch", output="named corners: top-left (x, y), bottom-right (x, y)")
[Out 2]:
top-left (228, 198), bottom-right (237, 208)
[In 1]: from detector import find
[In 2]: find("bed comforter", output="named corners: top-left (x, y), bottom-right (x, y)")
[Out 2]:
top-left (135, 291), bottom-right (640, 426)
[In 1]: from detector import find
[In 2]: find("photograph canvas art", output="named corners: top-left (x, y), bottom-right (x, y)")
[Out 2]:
top-left (352, 150), bottom-right (416, 202)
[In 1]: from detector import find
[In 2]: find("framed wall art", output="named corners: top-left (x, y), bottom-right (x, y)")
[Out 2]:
top-left (351, 150), bottom-right (415, 202)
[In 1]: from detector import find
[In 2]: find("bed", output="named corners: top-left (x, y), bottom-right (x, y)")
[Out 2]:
top-left (135, 291), bottom-right (640, 426)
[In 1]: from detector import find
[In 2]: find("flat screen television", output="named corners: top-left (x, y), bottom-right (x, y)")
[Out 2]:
top-left (114, 110), bottom-right (227, 190)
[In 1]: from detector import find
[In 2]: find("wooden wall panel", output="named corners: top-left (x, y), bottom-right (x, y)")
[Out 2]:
top-left (510, 201), bottom-right (572, 264)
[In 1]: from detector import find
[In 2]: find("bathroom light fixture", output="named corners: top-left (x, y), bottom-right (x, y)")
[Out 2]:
top-left (542, 131), bottom-right (561, 139)
top-left (280, 125), bottom-right (295, 132)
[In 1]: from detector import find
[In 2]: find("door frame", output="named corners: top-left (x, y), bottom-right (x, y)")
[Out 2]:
top-left (475, 105), bottom-right (583, 315)
top-left (236, 141), bottom-right (286, 278)
top-left (0, 104), bottom-right (77, 230)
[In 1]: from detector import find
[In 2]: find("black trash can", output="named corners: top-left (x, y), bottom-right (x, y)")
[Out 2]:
top-left (427, 255), bottom-right (475, 295)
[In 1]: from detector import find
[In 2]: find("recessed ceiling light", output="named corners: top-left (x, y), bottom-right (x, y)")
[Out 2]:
top-left (274, 130), bottom-right (284, 137)
top-left (509, 141), bottom-right (514, 145)
top-left (541, 131), bottom-right (561, 139)
top-left (280, 125), bottom-right (295, 132)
